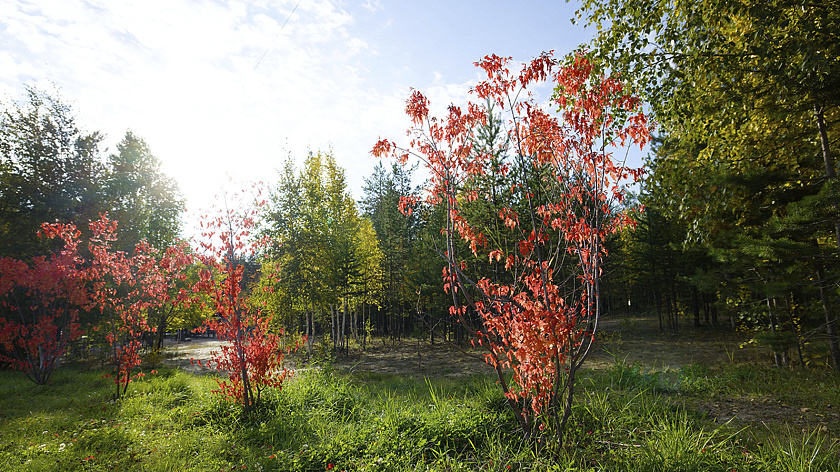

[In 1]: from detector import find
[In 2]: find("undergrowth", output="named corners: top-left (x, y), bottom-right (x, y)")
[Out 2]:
top-left (0, 359), bottom-right (837, 471)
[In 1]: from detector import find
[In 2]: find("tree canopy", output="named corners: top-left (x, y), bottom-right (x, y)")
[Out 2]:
top-left (576, 0), bottom-right (840, 368)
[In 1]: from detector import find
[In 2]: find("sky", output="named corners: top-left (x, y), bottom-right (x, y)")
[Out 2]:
top-left (0, 0), bottom-right (601, 227)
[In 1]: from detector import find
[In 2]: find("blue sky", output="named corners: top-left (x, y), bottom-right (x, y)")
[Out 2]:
top-left (0, 0), bottom-right (597, 220)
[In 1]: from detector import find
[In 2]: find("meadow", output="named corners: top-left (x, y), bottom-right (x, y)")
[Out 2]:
top-left (1, 320), bottom-right (839, 472)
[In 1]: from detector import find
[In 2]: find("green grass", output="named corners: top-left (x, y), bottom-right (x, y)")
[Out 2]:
top-left (0, 360), bottom-right (838, 471)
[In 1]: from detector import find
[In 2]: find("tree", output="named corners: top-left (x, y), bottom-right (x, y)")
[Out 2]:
top-left (258, 159), bottom-right (306, 333)
top-left (85, 216), bottom-right (150, 399)
top-left (576, 0), bottom-right (840, 368)
top-left (575, 0), bottom-right (839, 137)
top-left (164, 260), bottom-right (216, 335)
top-left (353, 216), bottom-right (384, 349)
top-left (261, 154), bottom-right (330, 353)
top-left (0, 87), bottom-right (106, 259)
top-left (323, 154), bottom-right (361, 351)
top-left (81, 213), bottom-right (194, 399)
top-left (373, 52), bottom-right (650, 447)
top-left (261, 151), bottom-right (369, 354)
top-left (361, 162), bottom-right (421, 341)
top-left (104, 131), bottom-right (184, 253)
top-left (193, 186), bottom-right (293, 412)
top-left (0, 221), bottom-right (86, 385)
top-left (135, 240), bottom-right (195, 353)
top-left (0, 214), bottom-right (192, 391)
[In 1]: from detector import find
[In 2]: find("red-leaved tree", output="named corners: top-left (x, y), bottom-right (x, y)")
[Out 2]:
top-left (87, 215), bottom-right (194, 399)
top-left (133, 239), bottom-right (195, 352)
top-left (193, 187), bottom-right (293, 412)
top-left (373, 52), bottom-right (651, 447)
top-left (0, 222), bottom-right (86, 385)
top-left (0, 215), bottom-right (193, 393)
top-left (87, 215), bottom-right (161, 399)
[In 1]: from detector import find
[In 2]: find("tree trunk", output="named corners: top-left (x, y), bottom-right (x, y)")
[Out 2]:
top-left (557, 364), bottom-right (578, 448)
top-left (304, 298), bottom-right (313, 356)
top-left (816, 263), bottom-right (840, 371)
top-left (665, 289), bottom-right (675, 334)
top-left (351, 303), bottom-right (358, 342)
top-left (767, 297), bottom-right (786, 368)
top-left (787, 294), bottom-right (806, 368)
top-left (330, 304), bottom-right (337, 350)
top-left (362, 302), bottom-right (367, 351)
top-left (655, 288), bottom-right (663, 332)
top-left (341, 298), bottom-right (347, 352)
top-left (815, 104), bottom-right (840, 247)
top-left (671, 286), bottom-right (680, 334)
top-left (692, 286), bottom-right (701, 328)
top-left (236, 314), bottom-right (253, 412)
top-left (624, 291), bottom-right (631, 317)
top-left (814, 105), bottom-right (840, 371)
top-left (154, 307), bottom-right (168, 352)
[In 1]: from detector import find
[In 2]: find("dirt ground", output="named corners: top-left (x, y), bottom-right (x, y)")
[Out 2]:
top-left (161, 336), bottom-right (226, 374)
top-left (329, 314), bottom-right (774, 377)
top-left (160, 315), bottom-right (839, 432)
top-left (162, 315), bottom-right (769, 377)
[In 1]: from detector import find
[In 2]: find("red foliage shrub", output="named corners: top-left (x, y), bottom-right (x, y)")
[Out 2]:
top-left (0, 222), bottom-right (86, 384)
top-left (373, 52), bottom-right (651, 446)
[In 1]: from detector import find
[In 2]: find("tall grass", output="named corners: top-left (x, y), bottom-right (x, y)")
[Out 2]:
top-left (0, 359), bottom-right (837, 471)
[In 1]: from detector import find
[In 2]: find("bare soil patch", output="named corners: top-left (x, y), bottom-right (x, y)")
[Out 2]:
top-left (700, 396), bottom-right (838, 432)
top-left (161, 336), bottom-right (225, 374)
top-left (586, 315), bottom-right (770, 369)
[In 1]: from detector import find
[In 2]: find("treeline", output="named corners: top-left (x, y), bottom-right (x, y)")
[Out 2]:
top-left (0, 88), bottom-right (218, 391)
top-left (251, 0), bottom-right (840, 373)
top-left (0, 88), bottom-right (211, 346)
top-left (0, 87), bottom-right (184, 259)
top-left (582, 0), bottom-right (840, 369)
top-left (253, 153), bottom-right (460, 351)
top-left (2, 0), bottom-right (839, 376)
top-left (0, 87), bottom-right (463, 373)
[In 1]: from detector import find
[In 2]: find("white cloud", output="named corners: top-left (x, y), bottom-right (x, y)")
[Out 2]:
top-left (361, 1), bottom-right (381, 13)
top-left (1, 0), bottom-right (384, 210)
top-left (1, 0), bottom-right (597, 238)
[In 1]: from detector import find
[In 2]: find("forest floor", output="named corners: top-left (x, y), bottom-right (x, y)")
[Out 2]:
top-left (161, 314), bottom-right (839, 434)
top-left (327, 314), bottom-right (772, 377)
top-left (162, 314), bottom-right (767, 377)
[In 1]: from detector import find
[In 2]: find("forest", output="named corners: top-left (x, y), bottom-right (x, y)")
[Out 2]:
top-left (0, 0), bottom-right (839, 470)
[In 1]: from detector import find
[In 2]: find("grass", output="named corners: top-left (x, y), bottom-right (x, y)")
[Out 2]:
top-left (0, 358), bottom-right (838, 471)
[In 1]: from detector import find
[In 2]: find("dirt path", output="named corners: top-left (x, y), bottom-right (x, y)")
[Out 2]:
top-left (161, 337), bottom-right (226, 374)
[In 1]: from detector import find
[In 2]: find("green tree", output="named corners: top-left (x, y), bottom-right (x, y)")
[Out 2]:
top-left (261, 151), bottom-right (365, 354)
top-left (361, 162), bottom-right (420, 342)
top-left (102, 130), bottom-right (185, 349)
top-left (104, 131), bottom-right (184, 253)
top-left (259, 158), bottom-right (307, 334)
top-left (289, 151), bottom-right (331, 351)
top-left (323, 155), bottom-right (361, 351)
top-left (578, 0), bottom-right (840, 368)
top-left (0, 87), bottom-right (106, 259)
top-left (353, 216), bottom-right (384, 349)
